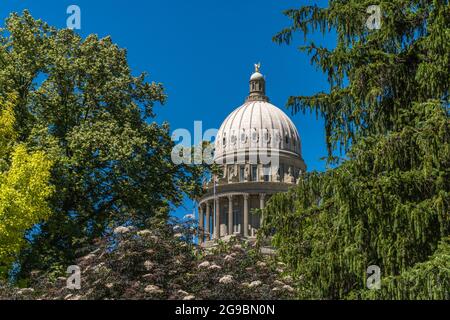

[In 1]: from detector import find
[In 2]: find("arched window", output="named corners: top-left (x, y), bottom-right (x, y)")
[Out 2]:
top-left (240, 129), bottom-right (247, 145)
top-left (239, 166), bottom-right (245, 182)
top-left (263, 164), bottom-right (271, 182)
top-left (263, 129), bottom-right (270, 145)
top-left (251, 165), bottom-right (258, 182)
top-left (252, 128), bottom-right (259, 143)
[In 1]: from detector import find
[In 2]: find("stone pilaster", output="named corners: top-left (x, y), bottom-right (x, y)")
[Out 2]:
top-left (243, 194), bottom-right (249, 237)
top-left (228, 195), bottom-right (233, 236)
top-left (259, 193), bottom-right (266, 228)
top-left (205, 202), bottom-right (210, 241)
top-left (214, 198), bottom-right (220, 239)
top-left (198, 204), bottom-right (204, 244)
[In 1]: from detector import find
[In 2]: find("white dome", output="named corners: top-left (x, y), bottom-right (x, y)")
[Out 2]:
top-left (215, 100), bottom-right (302, 160)
top-left (250, 72), bottom-right (264, 80)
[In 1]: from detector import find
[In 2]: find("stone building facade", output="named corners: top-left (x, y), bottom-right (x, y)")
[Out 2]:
top-left (198, 65), bottom-right (306, 245)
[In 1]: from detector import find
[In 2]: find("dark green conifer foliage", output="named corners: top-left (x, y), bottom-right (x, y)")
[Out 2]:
top-left (262, 0), bottom-right (449, 299)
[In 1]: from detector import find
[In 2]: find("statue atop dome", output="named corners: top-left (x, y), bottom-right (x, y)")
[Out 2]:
top-left (254, 62), bottom-right (261, 73)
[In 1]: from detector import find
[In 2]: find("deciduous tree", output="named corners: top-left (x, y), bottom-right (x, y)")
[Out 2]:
top-left (0, 96), bottom-right (53, 277)
top-left (0, 11), bottom-right (207, 279)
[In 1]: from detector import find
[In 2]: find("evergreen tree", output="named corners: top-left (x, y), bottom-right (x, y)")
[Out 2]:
top-left (262, 0), bottom-right (449, 299)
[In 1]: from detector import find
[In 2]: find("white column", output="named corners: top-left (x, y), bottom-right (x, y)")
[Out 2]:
top-left (243, 194), bottom-right (249, 237)
top-left (214, 198), bottom-right (220, 239)
top-left (259, 193), bottom-right (266, 228)
top-left (198, 204), bottom-right (204, 244)
top-left (228, 195), bottom-right (233, 236)
top-left (205, 202), bottom-right (210, 240)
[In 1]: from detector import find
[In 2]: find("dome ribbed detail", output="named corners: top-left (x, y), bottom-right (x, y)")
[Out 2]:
top-left (215, 100), bottom-right (302, 160)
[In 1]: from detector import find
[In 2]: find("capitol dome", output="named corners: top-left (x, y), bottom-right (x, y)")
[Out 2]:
top-left (215, 100), bottom-right (302, 161)
top-left (198, 64), bottom-right (306, 245)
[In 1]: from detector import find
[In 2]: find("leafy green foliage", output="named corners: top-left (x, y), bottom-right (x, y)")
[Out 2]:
top-left (0, 96), bottom-right (17, 160)
top-left (0, 96), bottom-right (53, 277)
top-left (274, 0), bottom-right (449, 157)
top-left (361, 236), bottom-right (450, 299)
top-left (0, 11), bottom-right (207, 278)
top-left (262, 0), bottom-right (450, 299)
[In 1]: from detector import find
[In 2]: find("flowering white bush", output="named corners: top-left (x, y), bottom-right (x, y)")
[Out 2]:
top-left (0, 218), bottom-right (295, 300)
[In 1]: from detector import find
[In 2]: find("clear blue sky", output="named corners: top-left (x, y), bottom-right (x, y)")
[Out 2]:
top-left (1, 0), bottom-right (335, 217)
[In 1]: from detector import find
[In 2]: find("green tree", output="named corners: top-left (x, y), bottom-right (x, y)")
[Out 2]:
top-left (262, 0), bottom-right (449, 299)
top-left (0, 11), bottom-right (207, 278)
top-left (0, 96), bottom-right (54, 277)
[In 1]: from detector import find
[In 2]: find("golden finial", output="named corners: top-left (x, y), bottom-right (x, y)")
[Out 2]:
top-left (254, 62), bottom-right (261, 73)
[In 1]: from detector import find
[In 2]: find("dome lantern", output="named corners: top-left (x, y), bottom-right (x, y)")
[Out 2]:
top-left (247, 63), bottom-right (268, 102)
